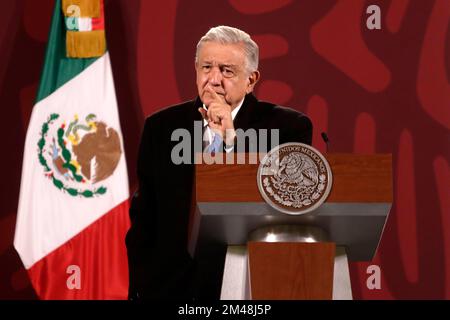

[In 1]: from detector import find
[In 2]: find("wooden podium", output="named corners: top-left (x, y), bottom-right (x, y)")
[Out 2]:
top-left (189, 153), bottom-right (392, 300)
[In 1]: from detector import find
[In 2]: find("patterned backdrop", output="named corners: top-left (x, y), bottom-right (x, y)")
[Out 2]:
top-left (0, 0), bottom-right (448, 299)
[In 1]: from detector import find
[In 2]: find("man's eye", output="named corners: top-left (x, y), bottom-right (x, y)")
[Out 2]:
top-left (223, 69), bottom-right (234, 77)
top-left (202, 65), bottom-right (211, 71)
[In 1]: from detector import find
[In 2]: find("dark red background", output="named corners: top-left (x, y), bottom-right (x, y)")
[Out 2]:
top-left (0, 0), bottom-right (448, 299)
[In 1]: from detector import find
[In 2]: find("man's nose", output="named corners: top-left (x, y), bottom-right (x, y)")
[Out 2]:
top-left (208, 67), bottom-right (222, 86)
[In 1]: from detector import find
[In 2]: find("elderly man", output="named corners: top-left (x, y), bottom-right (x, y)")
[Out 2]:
top-left (126, 26), bottom-right (312, 300)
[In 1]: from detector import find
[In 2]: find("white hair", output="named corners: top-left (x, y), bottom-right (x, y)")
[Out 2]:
top-left (195, 25), bottom-right (259, 73)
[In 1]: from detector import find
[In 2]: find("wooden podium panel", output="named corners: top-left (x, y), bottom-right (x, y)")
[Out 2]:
top-left (196, 153), bottom-right (392, 203)
top-left (248, 242), bottom-right (336, 300)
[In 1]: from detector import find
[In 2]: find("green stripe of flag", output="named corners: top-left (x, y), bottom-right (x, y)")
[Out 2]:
top-left (36, 0), bottom-right (98, 103)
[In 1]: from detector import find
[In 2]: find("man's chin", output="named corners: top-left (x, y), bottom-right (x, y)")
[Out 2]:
top-left (200, 94), bottom-right (219, 107)
top-left (200, 96), bottom-right (211, 107)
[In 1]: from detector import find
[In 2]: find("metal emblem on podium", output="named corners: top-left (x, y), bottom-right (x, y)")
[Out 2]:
top-left (257, 143), bottom-right (333, 215)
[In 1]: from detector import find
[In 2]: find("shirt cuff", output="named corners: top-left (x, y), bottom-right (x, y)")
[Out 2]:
top-left (224, 144), bottom-right (234, 153)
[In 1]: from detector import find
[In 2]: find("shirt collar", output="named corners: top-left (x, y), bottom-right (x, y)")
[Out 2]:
top-left (202, 97), bottom-right (245, 127)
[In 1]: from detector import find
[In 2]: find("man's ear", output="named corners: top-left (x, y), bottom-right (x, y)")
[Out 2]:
top-left (246, 70), bottom-right (260, 94)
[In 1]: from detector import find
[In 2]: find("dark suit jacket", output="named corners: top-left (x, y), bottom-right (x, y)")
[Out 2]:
top-left (125, 93), bottom-right (313, 300)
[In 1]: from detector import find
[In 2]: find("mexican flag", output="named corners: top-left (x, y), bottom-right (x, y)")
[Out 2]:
top-left (14, 0), bottom-right (130, 299)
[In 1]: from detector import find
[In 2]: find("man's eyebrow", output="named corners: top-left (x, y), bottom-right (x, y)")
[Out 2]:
top-left (200, 61), bottom-right (238, 69)
top-left (219, 64), bottom-right (237, 69)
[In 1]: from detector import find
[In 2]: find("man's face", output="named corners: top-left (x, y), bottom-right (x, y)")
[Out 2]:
top-left (196, 41), bottom-right (258, 109)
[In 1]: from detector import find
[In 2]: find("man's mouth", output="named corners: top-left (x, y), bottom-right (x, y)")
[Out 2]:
top-left (204, 90), bottom-right (225, 96)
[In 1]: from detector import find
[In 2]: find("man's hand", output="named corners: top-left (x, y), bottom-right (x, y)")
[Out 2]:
top-left (198, 85), bottom-right (236, 146)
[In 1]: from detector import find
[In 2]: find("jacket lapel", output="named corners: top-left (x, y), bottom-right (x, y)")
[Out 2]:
top-left (233, 93), bottom-right (259, 130)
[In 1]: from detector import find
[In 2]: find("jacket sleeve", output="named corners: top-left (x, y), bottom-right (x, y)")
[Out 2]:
top-left (125, 116), bottom-right (195, 300)
top-left (294, 113), bottom-right (313, 145)
top-left (125, 117), bottom-right (157, 300)
top-left (280, 113), bottom-right (313, 146)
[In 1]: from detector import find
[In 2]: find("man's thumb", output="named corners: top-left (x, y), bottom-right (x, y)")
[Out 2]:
top-left (198, 108), bottom-right (208, 120)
